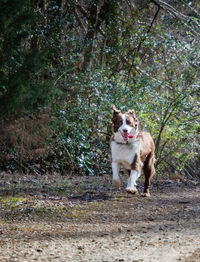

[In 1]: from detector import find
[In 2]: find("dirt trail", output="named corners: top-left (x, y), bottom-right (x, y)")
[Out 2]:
top-left (0, 173), bottom-right (200, 262)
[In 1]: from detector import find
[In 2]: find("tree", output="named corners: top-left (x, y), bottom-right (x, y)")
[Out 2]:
top-left (0, 0), bottom-right (199, 178)
top-left (0, 0), bottom-right (57, 119)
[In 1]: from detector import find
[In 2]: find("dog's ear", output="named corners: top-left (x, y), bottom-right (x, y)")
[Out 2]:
top-left (128, 109), bottom-right (139, 129)
top-left (112, 105), bottom-right (120, 114)
top-left (128, 109), bottom-right (135, 115)
top-left (112, 105), bottom-right (121, 124)
top-left (128, 109), bottom-right (137, 119)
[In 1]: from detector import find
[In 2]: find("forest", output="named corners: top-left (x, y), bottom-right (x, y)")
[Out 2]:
top-left (0, 0), bottom-right (199, 179)
top-left (0, 1), bottom-right (200, 261)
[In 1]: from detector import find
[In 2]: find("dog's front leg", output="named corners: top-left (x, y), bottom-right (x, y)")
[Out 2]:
top-left (126, 170), bottom-right (140, 194)
top-left (112, 162), bottom-right (121, 189)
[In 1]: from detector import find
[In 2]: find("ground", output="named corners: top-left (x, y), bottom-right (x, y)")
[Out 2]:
top-left (0, 172), bottom-right (200, 262)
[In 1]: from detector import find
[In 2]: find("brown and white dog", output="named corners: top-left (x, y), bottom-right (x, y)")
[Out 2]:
top-left (111, 106), bottom-right (155, 197)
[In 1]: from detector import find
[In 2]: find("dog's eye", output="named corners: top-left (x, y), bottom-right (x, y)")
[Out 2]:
top-left (126, 120), bottom-right (131, 125)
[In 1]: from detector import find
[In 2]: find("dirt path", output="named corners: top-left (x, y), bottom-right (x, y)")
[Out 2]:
top-left (0, 173), bottom-right (200, 262)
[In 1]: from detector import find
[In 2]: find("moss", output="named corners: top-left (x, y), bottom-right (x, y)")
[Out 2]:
top-left (0, 219), bottom-right (5, 224)
top-left (69, 209), bottom-right (93, 218)
top-left (0, 196), bottom-right (27, 208)
top-left (8, 223), bottom-right (48, 233)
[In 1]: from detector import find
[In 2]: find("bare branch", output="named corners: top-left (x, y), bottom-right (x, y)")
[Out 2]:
top-left (126, 3), bottom-right (161, 86)
top-left (75, 8), bottom-right (87, 32)
top-left (150, 0), bottom-right (200, 39)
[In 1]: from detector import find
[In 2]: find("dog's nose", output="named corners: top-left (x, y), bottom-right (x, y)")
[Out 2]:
top-left (123, 129), bottom-right (128, 133)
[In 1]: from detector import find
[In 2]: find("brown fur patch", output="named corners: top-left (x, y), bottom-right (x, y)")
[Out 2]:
top-left (131, 131), bottom-right (155, 195)
top-left (112, 107), bottom-right (139, 132)
top-left (112, 110), bottom-right (123, 133)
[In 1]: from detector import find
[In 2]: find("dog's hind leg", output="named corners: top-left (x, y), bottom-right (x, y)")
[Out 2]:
top-left (142, 152), bottom-right (155, 197)
top-left (112, 162), bottom-right (121, 189)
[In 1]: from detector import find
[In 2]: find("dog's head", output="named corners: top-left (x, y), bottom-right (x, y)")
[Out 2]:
top-left (112, 105), bottom-right (139, 143)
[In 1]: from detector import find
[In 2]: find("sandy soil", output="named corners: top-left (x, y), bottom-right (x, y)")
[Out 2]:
top-left (0, 173), bottom-right (200, 262)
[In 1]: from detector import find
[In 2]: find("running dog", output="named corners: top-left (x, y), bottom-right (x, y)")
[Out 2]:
top-left (111, 106), bottom-right (155, 197)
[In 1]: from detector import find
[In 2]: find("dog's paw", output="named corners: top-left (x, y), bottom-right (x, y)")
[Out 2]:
top-left (113, 179), bottom-right (121, 189)
top-left (141, 192), bottom-right (151, 197)
top-left (126, 187), bottom-right (138, 194)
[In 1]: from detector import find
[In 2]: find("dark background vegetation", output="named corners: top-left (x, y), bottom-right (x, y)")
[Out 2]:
top-left (0, 0), bottom-right (199, 179)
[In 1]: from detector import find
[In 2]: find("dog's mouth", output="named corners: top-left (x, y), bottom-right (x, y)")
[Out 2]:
top-left (121, 132), bottom-right (134, 141)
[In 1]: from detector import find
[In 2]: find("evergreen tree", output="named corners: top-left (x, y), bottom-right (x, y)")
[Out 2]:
top-left (0, 0), bottom-right (56, 119)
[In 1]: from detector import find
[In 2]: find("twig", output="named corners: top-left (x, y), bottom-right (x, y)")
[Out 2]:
top-left (49, 128), bottom-right (74, 163)
top-left (151, 0), bottom-right (200, 39)
top-left (126, 3), bottom-right (161, 87)
top-left (159, 157), bottom-right (184, 176)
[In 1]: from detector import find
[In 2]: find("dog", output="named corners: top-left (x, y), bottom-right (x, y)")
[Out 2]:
top-left (111, 105), bottom-right (155, 197)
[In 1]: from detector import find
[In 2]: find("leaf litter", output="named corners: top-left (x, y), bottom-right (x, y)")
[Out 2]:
top-left (0, 172), bottom-right (200, 261)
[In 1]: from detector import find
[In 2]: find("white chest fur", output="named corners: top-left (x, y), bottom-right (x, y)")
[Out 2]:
top-left (111, 140), bottom-right (140, 169)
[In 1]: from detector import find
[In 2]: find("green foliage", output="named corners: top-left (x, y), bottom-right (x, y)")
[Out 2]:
top-left (0, 0), bottom-right (199, 178)
top-left (49, 63), bottom-right (199, 177)
top-left (0, 0), bottom-right (58, 118)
